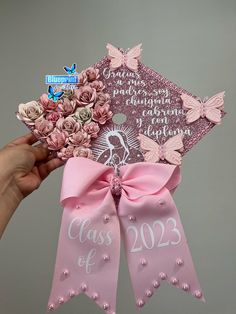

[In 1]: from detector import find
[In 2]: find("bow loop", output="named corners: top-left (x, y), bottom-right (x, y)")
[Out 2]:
top-left (60, 157), bottom-right (113, 208)
top-left (120, 162), bottom-right (181, 200)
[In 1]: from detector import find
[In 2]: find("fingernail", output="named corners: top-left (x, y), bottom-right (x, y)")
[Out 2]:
top-left (42, 143), bottom-right (48, 149)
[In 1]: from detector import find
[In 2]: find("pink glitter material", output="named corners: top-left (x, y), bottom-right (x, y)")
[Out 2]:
top-left (90, 49), bottom-right (225, 168)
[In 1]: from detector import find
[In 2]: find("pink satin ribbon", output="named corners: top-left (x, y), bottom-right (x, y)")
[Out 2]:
top-left (47, 157), bottom-right (204, 313)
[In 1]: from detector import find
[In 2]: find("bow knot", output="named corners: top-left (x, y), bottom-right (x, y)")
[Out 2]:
top-left (110, 174), bottom-right (122, 196)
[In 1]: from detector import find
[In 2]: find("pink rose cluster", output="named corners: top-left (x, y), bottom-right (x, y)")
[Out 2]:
top-left (16, 67), bottom-right (113, 160)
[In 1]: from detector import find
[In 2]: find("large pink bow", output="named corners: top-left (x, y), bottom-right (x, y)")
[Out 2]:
top-left (47, 157), bottom-right (204, 313)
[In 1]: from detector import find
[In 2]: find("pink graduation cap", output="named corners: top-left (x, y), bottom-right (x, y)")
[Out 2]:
top-left (16, 43), bottom-right (225, 314)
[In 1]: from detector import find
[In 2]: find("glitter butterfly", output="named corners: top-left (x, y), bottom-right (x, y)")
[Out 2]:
top-left (63, 63), bottom-right (77, 75)
top-left (48, 85), bottom-right (64, 102)
top-left (180, 92), bottom-right (225, 124)
top-left (106, 43), bottom-right (142, 72)
top-left (137, 133), bottom-right (184, 165)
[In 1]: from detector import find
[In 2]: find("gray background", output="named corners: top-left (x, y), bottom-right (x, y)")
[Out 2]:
top-left (0, 0), bottom-right (235, 313)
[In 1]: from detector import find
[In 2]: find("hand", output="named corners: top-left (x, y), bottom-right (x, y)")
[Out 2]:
top-left (0, 133), bottom-right (64, 238)
top-left (1, 133), bottom-right (65, 198)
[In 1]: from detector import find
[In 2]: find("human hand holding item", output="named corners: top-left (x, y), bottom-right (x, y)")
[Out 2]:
top-left (0, 133), bottom-right (64, 238)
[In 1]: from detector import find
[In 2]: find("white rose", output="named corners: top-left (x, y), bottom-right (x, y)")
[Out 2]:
top-left (17, 101), bottom-right (44, 125)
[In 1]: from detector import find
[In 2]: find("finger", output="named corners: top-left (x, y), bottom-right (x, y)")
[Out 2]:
top-left (30, 145), bottom-right (50, 162)
top-left (45, 151), bottom-right (57, 161)
top-left (38, 158), bottom-right (65, 180)
top-left (32, 142), bottom-right (48, 149)
top-left (7, 133), bottom-right (39, 146)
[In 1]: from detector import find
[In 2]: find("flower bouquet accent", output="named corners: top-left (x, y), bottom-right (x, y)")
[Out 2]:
top-left (16, 67), bottom-right (113, 160)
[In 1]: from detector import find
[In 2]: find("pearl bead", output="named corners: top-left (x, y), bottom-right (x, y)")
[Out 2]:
top-left (103, 214), bottom-right (110, 223)
top-left (69, 290), bottom-right (75, 298)
top-left (75, 204), bottom-right (80, 209)
top-left (176, 258), bottom-right (184, 266)
top-left (103, 254), bottom-right (110, 262)
top-left (158, 199), bottom-right (165, 206)
top-left (159, 272), bottom-right (167, 280)
top-left (81, 283), bottom-right (87, 292)
top-left (152, 280), bottom-right (160, 288)
top-left (140, 258), bottom-right (147, 266)
top-left (182, 283), bottom-right (190, 291)
top-left (170, 277), bottom-right (178, 285)
top-left (92, 292), bottom-right (99, 300)
top-left (103, 303), bottom-right (109, 310)
top-left (62, 269), bottom-right (69, 277)
top-left (145, 289), bottom-right (153, 297)
top-left (194, 290), bottom-right (202, 298)
top-left (48, 304), bottom-right (55, 311)
top-left (128, 215), bottom-right (136, 222)
top-left (137, 299), bottom-right (145, 307)
top-left (58, 297), bottom-right (64, 304)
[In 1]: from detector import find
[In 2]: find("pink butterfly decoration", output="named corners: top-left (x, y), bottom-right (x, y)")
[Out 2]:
top-left (181, 92), bottom-right (225, 124)
top-left (106, 43), bottom-right (142, 72)
top-left (137, 133), bottom-right (184, 165)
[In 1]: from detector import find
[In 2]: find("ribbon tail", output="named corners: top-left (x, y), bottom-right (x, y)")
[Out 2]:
top-left (47, 191), bottom-right (120, 313)
top-left (119, 187), bottom-right (205, 309)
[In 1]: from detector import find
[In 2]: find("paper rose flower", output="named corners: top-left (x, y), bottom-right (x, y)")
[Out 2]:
top-left (77, 70), bottom-right (88, 86)
top-left (85, 67), bottom-right (100, 82)
top-left (39, 94), bottom-right (58, 111)
top-left (33, 118), bottom-right (54, 138)
top-left (60, 88), bottom-right (74, 99)
top-left (93, 103), bottom-right (113, 124)
top-left (74, 85), bottom-right (97, 107)
top-left (83, 122), bottom-right (100, 138)
top-left (56, 116), bottom-right (81, 135)
top-left (17, 101), bottom-right (44, 125)
top-left (95, 92), bottom-right (110, 106)
top-left (57, 145), bottom-right (75, 161)
top-left (46, 129), bottom-right (68, 150)
top-left (73, 107), bottom-right (92, 125)
top-left (58, 98), bottom-right (76, 115)
top-left (69, 130), bottom-right (91, 147)
top-left (73, 146), bottom-right (94, 159)
top-left (89, 80), bottom-right (105, 92)
top-left (46, 111), bottom-right (62, 124)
